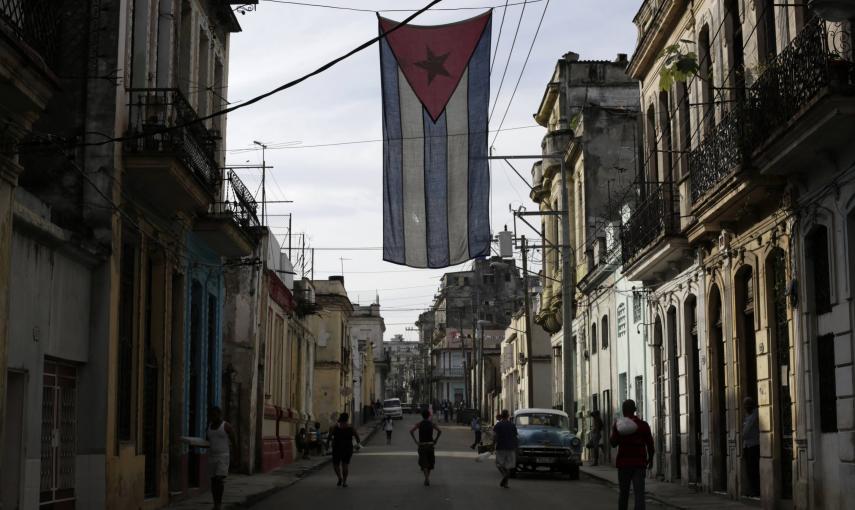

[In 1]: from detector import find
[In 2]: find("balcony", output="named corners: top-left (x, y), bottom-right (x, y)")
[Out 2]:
top-left (748, 17), bottom-right (855, 175)
top-left (123, 88), bottom-right (220, 215)
top-left (193, 171), bottom-right (260, 258)
top-left (621, 181), bottom-right (688, 282)
top-left (687, 17), bottom-right (854, 235)
top-left (432, 367), bottom-right (464, 379)
top-left (1, 0), bottom-right (59, 67)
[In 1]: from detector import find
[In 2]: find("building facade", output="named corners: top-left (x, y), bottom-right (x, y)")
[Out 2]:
top-left (311, 277), bottom-right (353, 427)
top-left (621, 1), bottom-right (854, 508)
top-left (350, 302), bottom-right (385, 423)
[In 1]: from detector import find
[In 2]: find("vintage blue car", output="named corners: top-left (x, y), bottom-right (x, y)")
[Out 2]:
top-left (513, 408), bottom-right (583, 479)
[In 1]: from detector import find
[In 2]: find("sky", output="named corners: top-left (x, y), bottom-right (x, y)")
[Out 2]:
top-left (226, 0), bottom-right (641, 342)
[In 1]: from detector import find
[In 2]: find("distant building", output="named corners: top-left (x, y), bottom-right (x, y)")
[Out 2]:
top-left (350, 302), bottom-right (385, 423)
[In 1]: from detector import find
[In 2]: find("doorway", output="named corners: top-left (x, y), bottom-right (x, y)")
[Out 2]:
top-left (2, 370), bottom-right (26, 509)
top-left (685, 296), bottom-right (702, 484)
top-left (667, 306), bottom-right (681, 480)
top-left (767, 249), bottom-right (793, 500)
top-left (709, 285), bottom-right (728, 492)
top-left (654, 317), bottom-right (665, 476)
top-left (40, 362), bottom-right (77, 507)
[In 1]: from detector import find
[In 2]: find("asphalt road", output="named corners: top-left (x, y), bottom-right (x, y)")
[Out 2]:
top-left (251, 414), bottom-right (665, 510)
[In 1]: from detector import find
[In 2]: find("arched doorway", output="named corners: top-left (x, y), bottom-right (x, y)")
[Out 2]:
top-left (766, 248), bottom-right (793, 501)
top-left (735, 266), bottom-right (759, 497)
top-left (708, 285), bottom-right (728, 492)
top-left (653, 316), bottom-right (666, 477)
top-left (684, 295), bottom-right (702, 484)
top-left (666, 305), bottom-right (681, 480)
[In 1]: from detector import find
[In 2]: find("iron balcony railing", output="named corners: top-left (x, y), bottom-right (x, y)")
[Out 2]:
top-left (621, 181), bottom-right (679, 267)
top-left (1, 0), bottom-right (60, 66)
top-left (433, 367), bottom-right (464, 378)
top-left (124, 88), bottom-right (220, 192)
top-left (689, 17), bottom-right (854, 205)
top-left (211, 170), bottom-right (260, 231)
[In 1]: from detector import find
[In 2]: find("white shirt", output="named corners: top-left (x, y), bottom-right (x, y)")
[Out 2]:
top-left (208, 421), bottom-right (230, 457)
top-left (384, 420), bottom-right (394, 432)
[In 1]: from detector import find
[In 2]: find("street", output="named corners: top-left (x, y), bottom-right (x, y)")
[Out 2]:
top-left (251, 415), bottom-right (665, 509)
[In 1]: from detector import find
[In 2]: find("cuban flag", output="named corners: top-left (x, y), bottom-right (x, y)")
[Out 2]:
top-left (379, 12), bottom-right (492, 268)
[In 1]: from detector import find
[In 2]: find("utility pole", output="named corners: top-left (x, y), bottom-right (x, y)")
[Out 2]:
top-left (558, 156), bottom-right (575, 419)
top-left (252, 141), bottom-right (268, 225)
top-left (521, 235), bottom-right (535, 407)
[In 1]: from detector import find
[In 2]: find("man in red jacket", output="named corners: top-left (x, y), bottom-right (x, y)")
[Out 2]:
top-left (610, 399), bottom-right (655, 510)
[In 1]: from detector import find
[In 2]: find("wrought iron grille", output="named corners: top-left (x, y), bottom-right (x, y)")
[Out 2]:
top-left (212, 170), bottom-right (260, 230)
top-left (688, 104), bottom-right (748, 204)
top-left (620, 181), bottom-right (679, 266)
top-left (0, 0), bottom-right (60, 66)
top-left (124, 88), bottom-right (220, 192)
top-left (689, 18), bottom-right (854, 206)
top-left (747, 17), bottom-right (851, 146)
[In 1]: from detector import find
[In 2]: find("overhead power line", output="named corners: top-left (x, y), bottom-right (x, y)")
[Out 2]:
top-left (18, 0), bottom-right (444, 155)
top-left (264, 0), bottom-right (543, 13)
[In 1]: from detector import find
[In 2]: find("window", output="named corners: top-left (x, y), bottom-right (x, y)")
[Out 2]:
top-left (633, 292), bottom-right (643, 323)
top-left (698, 24), bottom-right (715, 137)
top-left (601, 315), bottom-right (609, 349)
top-left (619, 372), bottom-right (628, 404)
top-left (117, 225), bottom-right (139, 442)
top-left (635, 376), bottom-right (644, 418)
top-left (817, 334), bottom-right (838, 433)
top-left (757, 0), bottom-right (778, 65)
top-left (617, 303), bottom-right (627, 337)
top-left (658, 90), bottom-right (673, 182)
top-left (806, 226), bottom-right (832, 315)
top-left (645, 104), bottom-right (658, 183)
top-left (591, 323), bottom-right (597, 352)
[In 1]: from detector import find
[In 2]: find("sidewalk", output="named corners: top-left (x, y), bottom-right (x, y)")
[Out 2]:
top-left (166, 418), bottom-right (382, 510)
top-left (580, 465), bottom-right (759, 509)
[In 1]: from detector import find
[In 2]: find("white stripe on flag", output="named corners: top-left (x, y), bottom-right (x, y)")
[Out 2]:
top-left (446, 69), bottom-right (470, 265)
top-left (398, 69), bottom-right (427, 268)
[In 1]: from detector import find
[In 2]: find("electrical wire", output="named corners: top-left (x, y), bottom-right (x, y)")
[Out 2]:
top-left (489, 0), bottom-right (549, 147)
top-left (487, 0), bottom-right (527, 123)
top-left (264, 0), bottom-right (542, 13)
top-left (489, 0), bottom-right (511, 72)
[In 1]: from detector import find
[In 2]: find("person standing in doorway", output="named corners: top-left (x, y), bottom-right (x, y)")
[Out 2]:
top-left (743, 397), bottom-right (760, 497)
top-left (610, 399), bottom-right (655, 510)
top-left (470, 415), bottom-right (482, 450)
top-left (206, 407), bottom-right (236, 510)
top-left (493, 410), bottom-right (518, 488)
top-left (328, 413), bottom-right (362, 487)
top-left (384, 415), bottom-right (394, 445)
top-left (410, 409), bottom-right (442, 486)
top-left (588, 410), bottom-right (604, 466)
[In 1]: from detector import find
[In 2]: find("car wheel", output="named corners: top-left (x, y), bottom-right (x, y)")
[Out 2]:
top-left (568, 465), bottom-right (580, 480)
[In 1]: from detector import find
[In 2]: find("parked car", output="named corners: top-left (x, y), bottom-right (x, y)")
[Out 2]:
top-left (513, 408), bottom-right (582, 479)
top-left (383, 398), bottom-right (403, 419)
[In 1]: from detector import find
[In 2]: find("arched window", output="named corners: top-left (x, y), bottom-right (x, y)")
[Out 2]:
top-left (591, 323), bottom-right (598, 352)
top-left (601, 315), bottom-right (610, 349)
top-left (698, 24), bottom-right (715, 138)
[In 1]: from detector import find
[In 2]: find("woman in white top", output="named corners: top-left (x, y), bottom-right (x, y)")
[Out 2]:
top-left (384, 415), bottom-right (394, 444)
top-left (207, 407), bottom-right (235, 510)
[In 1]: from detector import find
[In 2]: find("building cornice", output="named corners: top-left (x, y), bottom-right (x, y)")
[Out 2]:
top-left (627, 0), bottom-right (688, 80)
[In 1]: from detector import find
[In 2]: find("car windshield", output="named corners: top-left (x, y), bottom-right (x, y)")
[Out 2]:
top-left (515, 413), bottom-right (569, 429)
top-left (383, 399), bottom-right (400, 408)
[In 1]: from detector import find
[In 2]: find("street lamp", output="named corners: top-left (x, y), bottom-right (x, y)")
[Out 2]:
top-left (252, 140), bottom-right (267, 225)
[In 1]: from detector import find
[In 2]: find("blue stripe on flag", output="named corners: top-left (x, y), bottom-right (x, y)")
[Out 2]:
top-left (423, 109), bottom-right (450, 268)
top-left (467, 18), bottom-right (492, 259)
top-left (380, 38), bottom-right (405, 264)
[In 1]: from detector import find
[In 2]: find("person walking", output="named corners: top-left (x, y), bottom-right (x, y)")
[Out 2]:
top-left (328, 413), bottom-right (361, 487)
top-left (206, 407), bottom-right (235, 510)
top-left (384, 415), bottom-right (395, 445)
top-left (742, 397), bottom-right (760, 497)
top-left (409, 409), bottom-right (442, 486)
top-left (493, 410), bottom-right (518, 488)
top-left (588, 409), bottom-right (604, 466)
top-left (610, 399), bottom-right (655, 510)
top-left (470, 415), bottom-right (482, 450)
top-left (296, 427), bottom-right (310, 460)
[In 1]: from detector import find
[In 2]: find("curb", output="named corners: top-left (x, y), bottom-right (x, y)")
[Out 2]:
top-left (579, 468), bottom-right (684, 510)
top-left (234, 420), bottom-right (383, 509)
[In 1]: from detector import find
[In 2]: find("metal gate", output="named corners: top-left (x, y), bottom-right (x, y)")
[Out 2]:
top-left (40, 362), bottom-right (76, 508)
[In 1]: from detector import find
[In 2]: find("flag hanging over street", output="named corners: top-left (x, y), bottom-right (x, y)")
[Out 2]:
top-left (379, 11), bottom-right (492, 268)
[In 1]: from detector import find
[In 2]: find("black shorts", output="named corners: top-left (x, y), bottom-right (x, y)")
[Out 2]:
top-left (418, 444), bottom-right (435, 470)
top-left (332, 448), bottom-right (353, 465)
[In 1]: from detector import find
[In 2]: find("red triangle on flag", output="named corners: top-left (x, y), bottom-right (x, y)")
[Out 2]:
top-left (380, 12), bottom-right (491, 122)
